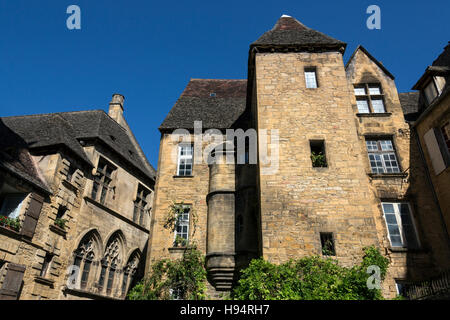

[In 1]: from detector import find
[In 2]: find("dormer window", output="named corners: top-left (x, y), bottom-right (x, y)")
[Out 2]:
top-left (423, 76), bottom-right (446, 105)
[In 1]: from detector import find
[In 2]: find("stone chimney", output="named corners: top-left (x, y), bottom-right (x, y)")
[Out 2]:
top-left (108, 94), bottom-right (126, 127)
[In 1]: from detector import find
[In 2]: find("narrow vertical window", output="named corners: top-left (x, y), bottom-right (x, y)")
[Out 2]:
top-left (92, 158), bottom-right (115, 204)
top-left (310, 140), bottom-right (327, 167)
top-left (80, 258), bottom-right (92, 289)
top-left (122, 272), bottom-right (129, 296)
top-left (320, 232), bottom-right (335, 256)
top-left (133, 184), bottom-right (150, 225)
top-left (304, 67), bottom-right (318, 89)
top-left (106, 265), bottom-right (115, 295)
top-left (381, 202), bottom-right (420, 249)
top-left (174, 205), bottom-right (190, 247)
top-left (98, 261), bottom-right (107, 290)
top-left (177, 144), bottom-right (193, 176)
top-left (40, 253), bottom-right (53, 278)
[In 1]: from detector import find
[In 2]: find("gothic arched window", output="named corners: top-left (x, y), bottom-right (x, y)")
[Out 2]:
top-left (72, 231), bottom-right (101, 290)
top-left (99, 233), bottom-right (124, 296)
top-left (121, 251), bottom-right (140, 297)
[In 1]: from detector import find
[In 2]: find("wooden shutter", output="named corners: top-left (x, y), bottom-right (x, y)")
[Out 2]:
top-left (0, 263), bottom-right (26, 300)
top-left (424, 128), bottom-right (446, 175)
top-left (434, 127), bottom-right (450, 168)
top-left (21, 193), bottom-right (44, 239)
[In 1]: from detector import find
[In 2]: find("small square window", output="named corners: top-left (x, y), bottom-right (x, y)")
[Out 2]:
top-left (320, 233), bottom-right (335, 256)
top-left (304, 68), bottom-right (318, 89)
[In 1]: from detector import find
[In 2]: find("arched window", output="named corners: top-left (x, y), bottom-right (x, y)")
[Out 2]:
top-left (99, 233), bottom-right (124, 296)
top-left (122, 251), bottom-right (140, 297)
top-left (72, 231), bottom-right (101, 290)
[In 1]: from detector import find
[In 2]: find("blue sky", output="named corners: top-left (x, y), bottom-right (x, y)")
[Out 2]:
top-left (0, 0), bottom-right (449, 168)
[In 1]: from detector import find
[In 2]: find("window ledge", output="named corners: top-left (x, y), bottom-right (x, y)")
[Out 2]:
top-left (389, 247), bottom-right (425, 254)
top-left (34, 276), bottom-right (55, 287)
top-left (173, 175), bottom-right (194, 179)
top-left (62, 179), bottom-right (79, 193)
top-left (368, 173), bottom-right (408, 179)
top-left (168, 246), bottom-right (191, 252)
top-left (63, 287), bottom-right (121, 300)
top-left (356, 112), bottom-right (392, 117)
top-left (49, 224), bottom-right (67, 237)
top-left (0, 224), bottom-right (22, 239)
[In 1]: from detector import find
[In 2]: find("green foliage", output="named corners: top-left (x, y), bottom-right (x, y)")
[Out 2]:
top-left (311, 151), bottom-right (327, 167)
top-left (55, 218), bottom-right (67, 230)
top-left (0, 215), bottom-right (21, 231)
top-left (127, 246), bottom-right (207, 300)
top-left (232, 246), bottom-right (389, 300)
top-left (163, 201), bottom-right (198, 245)
top-left (173, 235), bottom-right (188, 248)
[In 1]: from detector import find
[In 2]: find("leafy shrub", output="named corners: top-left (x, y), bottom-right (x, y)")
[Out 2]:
top-left (232, 246), bottom-right (389, 300)
top-left (127, 246), bottom-right (207, 300)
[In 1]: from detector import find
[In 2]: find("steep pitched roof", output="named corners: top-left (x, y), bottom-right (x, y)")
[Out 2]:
top-left (412, 42), bottom-right (450, 90)
top-left (432, 42), bottom-right (450, 67)
top-left (0, 119), bottom-right (51, 194)
top-left (345, 45), bottom-right (395, 80)
top-left (251, 15), bottom-right (346, 52)
top-left (398, 92), bottom-right (420, 122)
top-left (159, 79), bottom-right (247, 130)
top-left (1, 110), bottom-right (156, 181)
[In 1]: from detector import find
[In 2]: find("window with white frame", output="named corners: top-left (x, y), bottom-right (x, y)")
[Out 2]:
top-left (304, 68), bottom-right (318, 89)
top-left (173, 205), bottom-right (190, 246)
top-left (366, 139), bottom-right (400, 173)
top-left (177, 144), bottom-right (193, 176)
top-left (381, 202), bottom-right (420, 249)
top-left (354, 84), bottom-right (386, 113)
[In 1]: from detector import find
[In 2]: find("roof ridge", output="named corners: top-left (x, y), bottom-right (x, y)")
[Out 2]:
top-left (1, 109), bottom-right (105, 119)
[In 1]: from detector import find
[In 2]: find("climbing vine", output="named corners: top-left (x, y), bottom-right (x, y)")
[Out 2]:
top-left (127, 246), bottom-right (207, 300)
top-left (163, 201), bottom-right (198, 245)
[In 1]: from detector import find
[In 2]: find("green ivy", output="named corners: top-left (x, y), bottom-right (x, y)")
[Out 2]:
top-left (127, 246), bottom-right (207, 300)
top-left (232, 246), bottom-right (389, 300)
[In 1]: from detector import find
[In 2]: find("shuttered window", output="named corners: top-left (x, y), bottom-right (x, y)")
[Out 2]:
top-left (21, 193), bottom-right (44, 239)
top-left (423, 128), bottom-right (449, 175)
top-left (0, 263), bottom-right (26, 300)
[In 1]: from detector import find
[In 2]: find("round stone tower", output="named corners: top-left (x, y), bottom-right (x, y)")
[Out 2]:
top-left (205, 142), bottom-right (236, 291)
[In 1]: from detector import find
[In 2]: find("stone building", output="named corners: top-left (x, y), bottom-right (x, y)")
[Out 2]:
top-left (410, 43), bottom-right (450, 240)
top-left (147, 15), bottom-right (450, 299)
top-left (0, 94), bottom-right (155, 300)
